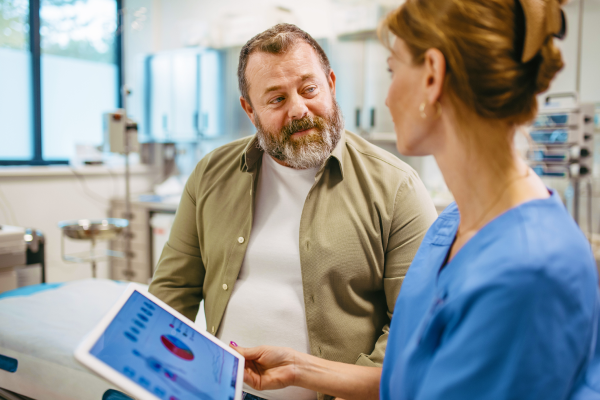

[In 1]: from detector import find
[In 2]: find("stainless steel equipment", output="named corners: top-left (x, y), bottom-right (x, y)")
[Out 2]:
top-left (58, 219), bottom-right (129, 278)
top-left (140, 141), bottom-right (178, 183)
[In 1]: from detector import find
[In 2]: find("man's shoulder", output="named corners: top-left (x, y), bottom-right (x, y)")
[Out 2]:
top-left (343, 130), bottom-right (415, 177)
top-left (205, 135), bottom-right (254, 161)
top-left (195, 135), bottom-right (254, 172)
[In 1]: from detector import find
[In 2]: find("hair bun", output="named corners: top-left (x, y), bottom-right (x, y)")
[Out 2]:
top-left (380, 0), bottom-right (565, 125)
top-left (535, 37), bottom-right (564, 94)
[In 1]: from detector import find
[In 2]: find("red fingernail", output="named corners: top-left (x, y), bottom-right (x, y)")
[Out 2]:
top-left (230, 341), bottom-right (238, 347)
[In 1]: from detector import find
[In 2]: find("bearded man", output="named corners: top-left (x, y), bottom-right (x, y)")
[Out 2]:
top-left (149, 24), bottom-right (437, 400)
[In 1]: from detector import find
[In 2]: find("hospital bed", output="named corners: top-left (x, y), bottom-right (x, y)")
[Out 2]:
top-left (0, 279), bottom-right (206, 400)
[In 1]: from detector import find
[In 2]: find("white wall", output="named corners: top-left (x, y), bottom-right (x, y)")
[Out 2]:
top-left (580, 0), bottom-right (600, 103)
top-left (0, 167), bottom-right (154, 283)
top-left (542, 0), bottom-right (600, 103)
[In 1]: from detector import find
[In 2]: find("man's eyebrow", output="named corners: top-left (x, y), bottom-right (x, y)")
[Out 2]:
top-left (301, 73), bottom-right (315, 81)
top-left (264, 85), bottom-right (281, 94)
top-left (263, 74), bottom-right (317, 95)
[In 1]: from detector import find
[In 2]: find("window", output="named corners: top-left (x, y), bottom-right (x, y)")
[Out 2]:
top-left (0, 0), bottom-right (121, 165)
top-left (0, 0), bottom-right (32, 160)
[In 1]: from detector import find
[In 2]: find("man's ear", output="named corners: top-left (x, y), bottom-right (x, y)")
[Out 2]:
top-left (240, 96), bottom-right (256, 126)
top-left (423, 48), bottom-right (446, 105)
top-left (328, 69), bottom-right (337, 97)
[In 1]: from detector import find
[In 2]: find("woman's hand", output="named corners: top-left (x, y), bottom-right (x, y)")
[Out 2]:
top-left (230, 342), bottom-right (381, 400)
top-left (230, 343), bottom-right (301, 391)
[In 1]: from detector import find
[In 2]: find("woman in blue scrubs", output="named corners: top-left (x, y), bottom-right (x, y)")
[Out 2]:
top-left (230, 0), bottom-right (600, 398)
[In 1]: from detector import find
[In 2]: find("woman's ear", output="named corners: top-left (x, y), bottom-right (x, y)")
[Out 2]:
top-left (423, 48), bottom-right (446, 105)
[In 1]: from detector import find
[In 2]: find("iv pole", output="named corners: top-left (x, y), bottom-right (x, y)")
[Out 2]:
top-left (118, 4), bottom-right (134, 280)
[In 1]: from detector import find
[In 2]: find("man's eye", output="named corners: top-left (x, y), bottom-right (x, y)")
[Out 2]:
top-left (305, 87), bottom-right (316, 93)
top-left (272, 97), bottom-right (285, 104)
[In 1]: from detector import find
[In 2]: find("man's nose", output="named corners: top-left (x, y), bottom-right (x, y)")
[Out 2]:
top-left (287, 92), bottom-right (309, 120)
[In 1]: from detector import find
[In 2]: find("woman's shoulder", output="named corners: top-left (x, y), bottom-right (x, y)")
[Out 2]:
top-left (452, 193), bottom-right (596, 301)
top-left (511, 193), bottom-right (594, 276)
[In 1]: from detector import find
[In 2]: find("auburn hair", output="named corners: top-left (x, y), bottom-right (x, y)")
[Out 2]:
top-left (379, 0), bottom-right (564, 125)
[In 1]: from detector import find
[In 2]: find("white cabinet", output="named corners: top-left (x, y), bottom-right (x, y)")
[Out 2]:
top-left (329, 39), bottom-right (393, 136)
top-left (198, 50), bottom-right (224, 138)
top-left (147, 48), bottom-right (224, 142)
top-left (172, 52), bottom-right (200, 140)
top-left (149, 53), bottom-right (173, 141)
top-left (363, 40), bottom-right (394, 135)
top-left (330, 40), bottom-right (365, 133)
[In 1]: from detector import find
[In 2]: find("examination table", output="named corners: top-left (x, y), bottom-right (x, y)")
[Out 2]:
top-left (0, 279), bottom-right (207, 400)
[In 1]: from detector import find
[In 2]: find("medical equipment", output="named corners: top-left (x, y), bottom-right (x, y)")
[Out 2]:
top-left (103, 111), bottom-right (139, 155)
top-left (527, 93), bottom-right (595, 224)
top-left (103, 110), bottom-right (140, 280)
top-left (0, 279), bottom-right (207, 400)
top-left (0, 226), bottom-right (45, 295)
top-left (140, 142), bottom-right (177, 183)
top-left (0, 226), bottom-right (26, 294)
top-left (0, 280), bottom-right (138, 400)
top-left (0, 227), bottom-right (25, 270)
top-left (58, 219), bottom-right (129, 278)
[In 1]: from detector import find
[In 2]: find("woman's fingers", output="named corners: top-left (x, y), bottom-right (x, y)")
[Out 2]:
top-left (229, 343), bottom-right (267, 389)
top-left (242, 359), bottom-right (262, 388)
top-left (228, 343), bottom-right (298, 390)
top-left (229, 342), bottom-right (266, 361)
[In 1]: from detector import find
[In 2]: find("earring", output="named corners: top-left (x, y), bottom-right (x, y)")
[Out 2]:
top-left (419, 101), bottom-right (442, 119)
top-left (419, 102), bottom-right (428, 119)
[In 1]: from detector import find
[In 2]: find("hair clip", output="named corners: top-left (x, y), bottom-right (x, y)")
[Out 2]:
top-left (553, 9), bottom-right (567, 40)
top-left (520, 0), bottom-right (567, 62)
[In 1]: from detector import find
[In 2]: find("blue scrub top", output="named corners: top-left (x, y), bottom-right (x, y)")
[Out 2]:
top-left (381, 190), bottom-right (600, 400)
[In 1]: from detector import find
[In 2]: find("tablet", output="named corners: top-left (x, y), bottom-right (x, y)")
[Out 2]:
top-left (75, 284), bottom-right (244, 400)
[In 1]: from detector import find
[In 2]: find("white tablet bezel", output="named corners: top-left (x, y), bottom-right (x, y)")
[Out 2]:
top-left (74, 283), bottom-right (245, 400)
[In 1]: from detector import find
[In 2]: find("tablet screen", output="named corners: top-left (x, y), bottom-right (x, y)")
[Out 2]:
top-left (90, 290), bottom-right (239, 400)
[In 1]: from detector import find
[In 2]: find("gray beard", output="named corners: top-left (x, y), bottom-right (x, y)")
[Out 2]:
top-left (255, 100), bottom-right (344, 170)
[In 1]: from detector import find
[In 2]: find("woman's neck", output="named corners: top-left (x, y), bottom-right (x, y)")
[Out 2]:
top-left (433, 116), bottom-right (549, 257)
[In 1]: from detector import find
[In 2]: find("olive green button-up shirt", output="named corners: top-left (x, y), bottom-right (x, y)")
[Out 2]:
top-left (149, 130), bottom-right (437, 399)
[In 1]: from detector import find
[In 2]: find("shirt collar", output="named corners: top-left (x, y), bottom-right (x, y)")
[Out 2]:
top-left (325, 129), bottom-right (346, 180)
top-left (239, 135), bottom-right (262, 173)
top-left (239, 130), bottom-right (346, 179)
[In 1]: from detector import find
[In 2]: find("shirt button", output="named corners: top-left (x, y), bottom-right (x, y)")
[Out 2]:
top-left (222, 283), bottom-right (228, 291)
top-left (238, 237), bottom-right (245, 244)
top-left (211, 326), bottom-right (215, 334)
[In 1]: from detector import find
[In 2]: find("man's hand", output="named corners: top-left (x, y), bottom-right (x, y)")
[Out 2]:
top-left (230, 343), bottom-right (299, 391)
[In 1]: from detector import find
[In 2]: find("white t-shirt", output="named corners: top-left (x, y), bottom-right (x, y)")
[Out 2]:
top-left (217, 153), bottom-right (319, 400)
